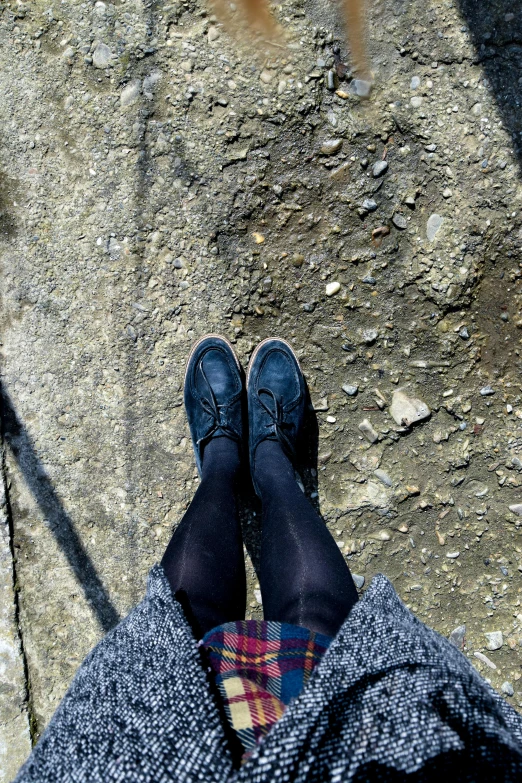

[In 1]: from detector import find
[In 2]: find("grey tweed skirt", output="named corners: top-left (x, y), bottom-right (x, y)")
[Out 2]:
top-left (14, 565), bottom-right (522, 782)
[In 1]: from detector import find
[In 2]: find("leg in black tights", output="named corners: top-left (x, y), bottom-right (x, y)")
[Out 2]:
top-left (161, 436), bottom-right (246, 638)
top-left (254, 439), bottom-right (359, 638)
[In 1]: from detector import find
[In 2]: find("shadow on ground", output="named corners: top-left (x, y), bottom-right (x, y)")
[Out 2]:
top-left (0, 381), bottom-right (120, 632)
top-left (457, 0), bottom-right (522, 166)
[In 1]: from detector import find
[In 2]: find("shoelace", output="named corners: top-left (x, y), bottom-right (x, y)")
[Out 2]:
top-left (196, 362), bottom-right (238, 446)
top-left (257, 387), bottom-right (294, 456)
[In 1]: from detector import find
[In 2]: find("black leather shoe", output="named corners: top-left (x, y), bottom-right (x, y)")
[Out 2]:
top-left (184, 335), bottom-right (244, 476)
top-left (247, 338), bottom-right (306, 495)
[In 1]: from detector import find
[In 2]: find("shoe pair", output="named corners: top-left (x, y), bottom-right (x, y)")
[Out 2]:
top-left (184, 335), bottom-right (306, 495)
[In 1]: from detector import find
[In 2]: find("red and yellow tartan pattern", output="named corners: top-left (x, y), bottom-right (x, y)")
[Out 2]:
top-left (201, 620), bottom-right (331, 758)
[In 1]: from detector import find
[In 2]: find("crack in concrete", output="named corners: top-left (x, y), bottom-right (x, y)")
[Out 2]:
top-left (0, 436), bottom-right (37, 745)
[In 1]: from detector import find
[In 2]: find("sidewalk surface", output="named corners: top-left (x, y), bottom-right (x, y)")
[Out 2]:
top-left (1, 0), bottom-right (522, 776)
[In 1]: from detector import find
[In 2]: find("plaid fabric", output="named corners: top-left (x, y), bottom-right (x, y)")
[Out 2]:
top-left (201, 620), bottom-right (331, 758)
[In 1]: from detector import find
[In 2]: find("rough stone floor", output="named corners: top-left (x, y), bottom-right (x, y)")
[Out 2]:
top-left (1, 0), bottom-right (522, 776)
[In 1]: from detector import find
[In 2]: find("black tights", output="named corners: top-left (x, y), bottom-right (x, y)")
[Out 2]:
top-left (161, 437), bottom-right (358, 638)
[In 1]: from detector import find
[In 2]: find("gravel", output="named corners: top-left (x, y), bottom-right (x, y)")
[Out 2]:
top-left (389, 390), bottom-right (431, 427)
top-left (426, 213), bottom-right (444, 241)
top-left (320, 139), bottom-right (342, 155)
top-left (92, 43), bottom-right (112, 69)
top-left (352, 574), bottom-right (365, 589)
top-left (474, 652), bottom-right (497, 670)
top-left (372, 160), bottom-right (389, 177)
top-left (392, 213), bottom-right (407, 230)
top-left (359, 419), bottom-right (379, 443)
top-left (449, 625), bottom-right (466, 650)
top-left (120, 80), bottom-right (141, 107)
top-left (325, 282), bottom-right (341, 296)
top-left (502, 682), bottom-right (515, 697)
top-left (485, 631), bottom-right (503, 651)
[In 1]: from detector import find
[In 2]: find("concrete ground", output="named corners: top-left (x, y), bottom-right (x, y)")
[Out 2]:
top-left (1, 0), bottom-right (522, 776)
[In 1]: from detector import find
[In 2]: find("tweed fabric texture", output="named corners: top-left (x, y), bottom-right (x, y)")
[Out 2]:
top-left (201, 620), bottom-right (331, 755)
top-left (15, 565), bottom-right (522, 782)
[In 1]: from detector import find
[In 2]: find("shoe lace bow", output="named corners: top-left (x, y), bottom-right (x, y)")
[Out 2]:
top-left (197, 363), bottom-right (238, 446)
top-left (258, 387), bottom-right (294, 455)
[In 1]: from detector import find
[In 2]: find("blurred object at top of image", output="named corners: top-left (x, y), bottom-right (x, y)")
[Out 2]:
top-left (209, 0), bottom-right (373, 96)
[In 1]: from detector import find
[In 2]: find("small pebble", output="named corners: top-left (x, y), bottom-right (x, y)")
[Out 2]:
top-left (502, 682), bottom-right (515, 697)
top-left (326, 415), bottom-right (337, 424)
top-left (427, 213), bottom-right (443, 241)
top-left (449, 624), bottom-right (466, 649)
top-left (459, 327), bottom-right (469, 340)
top-left (260, 69), bottom-right (274, 83)
top-left (410, 96), bottom-right (423, 108)
top-left (321, 139), bottom-right (342, 155)
top-left (121, 80), bottom-right (141, 107)
top-left (351, 79), bottom-right (372, 98)
top-left (93, 42), bottom-right (112, 68)
top-left (372, 160), bottom-right (388, 177)
top-left (374, 469), bottom-right (393, 487)
top-left (410, 75), bottom-right (421, 89)
top-left (314, 398), bottom-right (329, 411)
top-left (359, 418), bottom-right (379, 443)
top-left (342, 384), bottom-right (358, 397)
top-left (509, 504), bottom-right (522, 516)
top-left (326, 281), bottom-right (341, 297)
top-left (390, 389), bottom-right (430, 427)
top-left (375, 530), bottom-right (391, 541)
top-left (485, 631), bottom-right (503, 651)
top-left (442, 188), bottom-right (452, 198)
top-left (362, 198), bottom-right (378, 212)
top-left (480, 385), bottom-right (495, 396)
top-left (352, 574), bottom-right (365, 589)
top-left (474, 651), bottom-right (497, 670)
top-left (392, 213), bottom-right (407, 230)
top-left (361, 328), bottom-right (378, 345)
top-left (326, 70), bottom-right (337, 91)
top-left (446, 551), bottom-right (460, 559)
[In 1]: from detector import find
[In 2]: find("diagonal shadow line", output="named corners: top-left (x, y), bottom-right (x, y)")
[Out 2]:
top-left (0, 380), bottom-right (120, 633)
top-left (457, 0), bottom-right (522, 170)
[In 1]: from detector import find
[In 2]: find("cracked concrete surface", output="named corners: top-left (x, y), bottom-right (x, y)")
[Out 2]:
top-left (1, 0), bottom-right (522, 775)
top-left (0, 440), bottom-right (31, 781)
